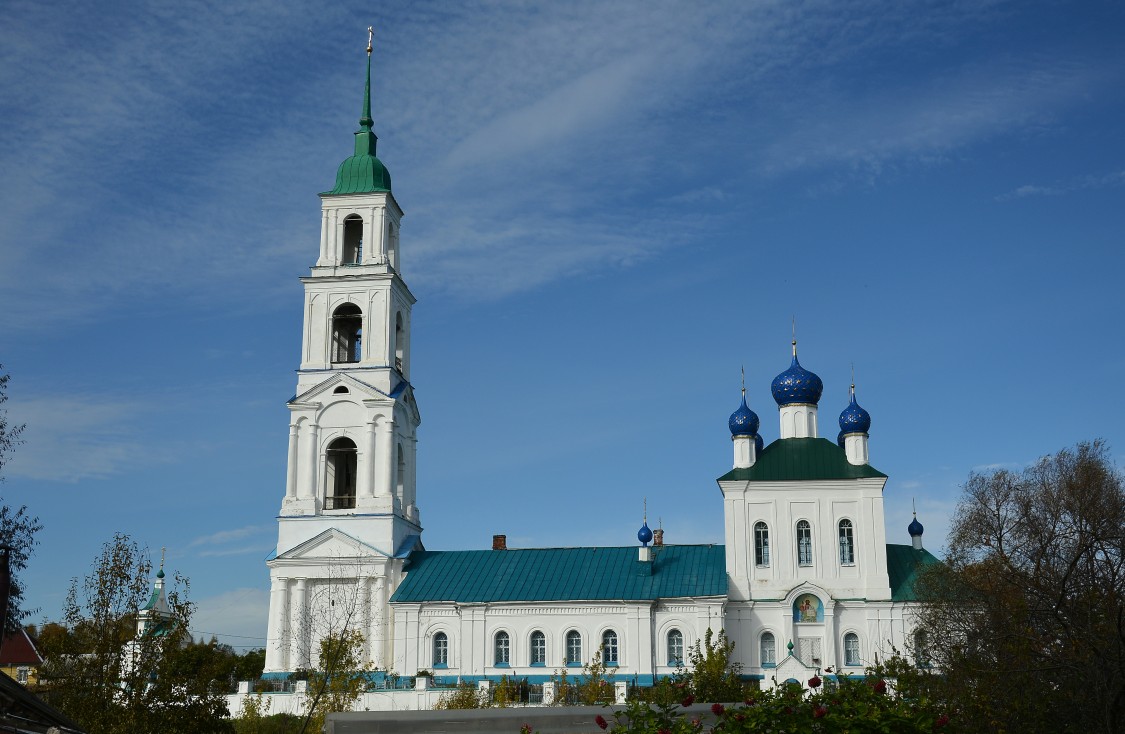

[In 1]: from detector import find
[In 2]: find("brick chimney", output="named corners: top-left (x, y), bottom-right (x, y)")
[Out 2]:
top-left (492, 534), bottom-right (507, 551)
top-left (653, 529), bottom-right (664, 547)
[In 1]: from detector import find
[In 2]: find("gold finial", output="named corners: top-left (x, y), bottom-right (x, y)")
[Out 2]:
top-left (160, 546), bottom-right (165, 571)
top-left (851, 362), bottom-right (856, 395)
top-left (643, 497), bottom-right (647, 523)
top-left (912, 498), bottom-right (917, 517)
top-left (367, 26), bottom-right (374, 55)
top-left (741, 365), bottom-right (746, 397)
top-left (791, 317), bottom-right (797, 357)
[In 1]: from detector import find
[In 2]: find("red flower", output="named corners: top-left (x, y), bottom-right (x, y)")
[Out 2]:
top-left (734, 714), bottom-right (745, 723)
top-left (808, 675), bottom-right (822, 688)
top-left (691, 718), bottom-right (702, 730)
top-left (681, 695), bottom-right (696, 708)
top-left (595, 715), bottom-right (608, 730)
top-left (744, 697), bottom-right (756, 706)
top-left (873, 679), bottom-right (887, 695)
top-left (711, 703), bottom-right (725, 716)
top-left (814, 706), bottom-right (828, 719)
top-left (935, 715), bottom-right (950, 728)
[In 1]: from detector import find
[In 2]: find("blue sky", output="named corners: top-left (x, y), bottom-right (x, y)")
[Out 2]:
top-left (1, 0), bottom-right (1122, 650)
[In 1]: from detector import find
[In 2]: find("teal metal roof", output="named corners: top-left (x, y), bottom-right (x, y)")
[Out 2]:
top-left (717, 438), bottom-right (887, 482)
top-left (390, 545), bottom-right (727, 603)
top-left (886, 543), bottom-right (941, 601)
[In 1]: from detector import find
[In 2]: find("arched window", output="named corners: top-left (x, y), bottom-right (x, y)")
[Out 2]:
top-left (494, 631), bottom-right (510, 666)
top-left (601, 630), bottom-right (618, 665)
top-left (332, 304), bottom-right (362, 363)
top-left (754, 522), bottom-right (770, 567)
top-left (839, 519), bottom-right (855, 565)
top-left (433, 632), bottom-right (448, 667)
top-left (333, 385), bottom-right (350, 394)
top-left (844, 633), bottom-right (861, 666)
top-left (325, 437), bottom-right (357, 509)
top-left (530, 631), bottom-right (546, 666)
top-left (914, 630), bottom-right (930, 668)
top-left (394, 312), bottom-right (404, 372)
top-left (342, 215), bottom-right (363, 264)
top-left (760, 632), bottom-right (776, 667)
top-left (566, 630), bottom-right (582, 665)
top-left (667, 629), bottom-right (684, 666)
top-left (796, 520), bottom-right (813, 566)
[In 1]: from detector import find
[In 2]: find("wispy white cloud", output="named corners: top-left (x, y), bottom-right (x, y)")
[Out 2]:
top-left (190, 587), bottom-right (269, 649)
top-left (4, 395), bottom-right (174, 482)
top-left (189, 525), bottom-right (271, 548)
top-left (997, 169), bottom-right (1125, 200)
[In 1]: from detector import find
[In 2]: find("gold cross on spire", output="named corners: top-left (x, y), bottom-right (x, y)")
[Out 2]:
top-left (367, 26), bottom-right (374, 55)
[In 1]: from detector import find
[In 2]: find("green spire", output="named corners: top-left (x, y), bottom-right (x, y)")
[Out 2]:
top-left (325, 26), bottom-right (391, 195)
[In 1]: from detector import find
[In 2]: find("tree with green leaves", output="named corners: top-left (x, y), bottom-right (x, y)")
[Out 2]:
top-left (37, 533), bottom-right (233, 734)
top-left (914, 440), bottom-right (1125, 733)
top-left (676, 628), bottom-right (746, 703)
top-left (0, 364), bottom-right (41, 633)
top-left (300, 628), bottom-right (372, 733)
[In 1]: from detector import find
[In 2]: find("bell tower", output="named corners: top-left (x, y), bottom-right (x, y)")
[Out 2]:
top-left (264, 30), bottom-right (421, 674)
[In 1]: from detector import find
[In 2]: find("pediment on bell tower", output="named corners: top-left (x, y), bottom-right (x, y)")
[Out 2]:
top-left (275, 528), bottom-right (389, 562)
top-left (290, 372), bottom-right (396, 406)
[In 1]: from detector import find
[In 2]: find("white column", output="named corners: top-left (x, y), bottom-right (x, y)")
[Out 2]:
top-left (301, 423), bottom-right (320, 501)
top-left (374, 206), bottom-right (387, 264)
top-left (266, 577), bottom-right (289, 671)
top-left (360, 419), bottom-right (378, 500)
top-left (372, 577), bottom-right (387, 668)
top-left (317, 210), bottom-right (330, 266)
top-left (376, 419), bottom-right (396, 503)
top-left (284, 424), bottom-right (299, 500)
top-left (290, 579), bottom-right (309, 669)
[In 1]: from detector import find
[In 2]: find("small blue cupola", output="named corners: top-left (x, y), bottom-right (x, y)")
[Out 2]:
top-left (771, 341), bottom-right (823, 407)
top-left (839, 385), bottom-right (871, 435)
top-left (638, 520), bottom-right (654, 547)
top-left (909, 511), bottom-right (925, 550)
top-left (729, 395), bottom-right (760, 437)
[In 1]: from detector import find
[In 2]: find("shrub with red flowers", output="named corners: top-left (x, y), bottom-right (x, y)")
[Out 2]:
top-left (591, 659), bottom-right (950, 734)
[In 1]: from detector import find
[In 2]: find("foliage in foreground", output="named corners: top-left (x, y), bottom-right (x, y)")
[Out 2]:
top-left (598, 665), bottom-right (948, 734)
top-left (298, 628), bottom-right (373, 733)
top-left (0, 365), bottom-right (41, 633)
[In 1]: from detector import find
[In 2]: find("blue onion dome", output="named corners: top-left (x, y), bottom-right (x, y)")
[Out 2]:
top-left (837, 430), bottom-right (845, 448)
top-left (729, 395), bottom-right (760, 436)
top-left (908, 514), bottom-right (924, 538)
top-left (638, 521), bottom-right (654, 546)
top-left (771, 343), bottom-right (824, 406)
top-left (839, 387), bottom-right (871, 435)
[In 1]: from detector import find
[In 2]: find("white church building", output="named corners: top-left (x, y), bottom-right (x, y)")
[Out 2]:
top-left (260, 42), bottom-right (938, 690)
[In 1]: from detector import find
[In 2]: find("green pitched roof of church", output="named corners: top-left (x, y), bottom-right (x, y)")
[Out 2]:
top-left (717, 438), bottom-right (887, 482)
top-left (323, 46), bottom-right (392, 195)
top-left (390, 542), bottom-right (937, 603)
top-left (885, 543), bottom-right (941, 601)
top-left (389, 545), bottom-right (728, 603)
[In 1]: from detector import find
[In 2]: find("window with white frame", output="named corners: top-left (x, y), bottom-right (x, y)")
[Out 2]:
top-left (331, 303), bottom-right (363, 363)
top-left (754, 522), bottom-right (770, 567)
top-left (760, 632), bottom-right (776, 667)
top-left (839, 519), bottom-right (855, 565)
top-left (495, 631), bottom-right (510, 665)
top-left (530, 631), bottom-right (546, 665)
top-left (566, 630), bottom-right (582, 665)
top-left (797, 520), bottom-right (813, 566)
top-left (433, 632), bottom-right (449, 667)
top-left (325, 437), bottom-right (357, 509)
top-left (844, 632), bottom-right (861, 666)
top-left (602, 630), bottom-right (619, 664)
top-left (667, 629), bottom-right (684, 666)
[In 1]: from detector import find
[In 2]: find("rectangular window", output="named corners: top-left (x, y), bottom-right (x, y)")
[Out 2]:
top-left (566, 632), bottom-right (582, 665)
top-left (531, 633), bottom-right (546, 665)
